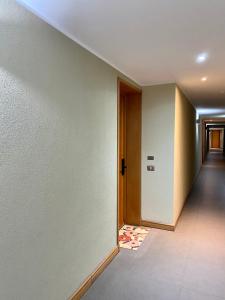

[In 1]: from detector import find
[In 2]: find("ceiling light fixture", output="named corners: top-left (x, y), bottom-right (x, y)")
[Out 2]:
top-left (196, 52), bottom-right (208, 64)
top-left (201, 77), bottom-right (207, 82)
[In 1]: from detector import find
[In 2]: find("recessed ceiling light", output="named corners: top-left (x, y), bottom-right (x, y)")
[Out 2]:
top-left (201, 77), bottom-right (207, 82)
top-left (196, 52), bottom-right (208, 64)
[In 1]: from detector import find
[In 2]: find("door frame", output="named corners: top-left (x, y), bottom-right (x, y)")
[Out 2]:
top-left (117, 78), bottom-right (142, 238)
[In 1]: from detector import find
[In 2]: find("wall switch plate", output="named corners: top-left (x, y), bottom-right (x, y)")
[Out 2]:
top-left (147, 156), bottom-right (154, 160)
top-left (147, 165), bottom-right (155, 171)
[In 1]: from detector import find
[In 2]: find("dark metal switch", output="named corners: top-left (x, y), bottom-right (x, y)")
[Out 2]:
top-left (147, 165), bottom-right (155, 171)
top-left (147, 156), bottom-right (154, 160)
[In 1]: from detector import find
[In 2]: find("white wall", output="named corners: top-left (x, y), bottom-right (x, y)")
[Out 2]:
top-left (142, 84), bottom-right (176, 225)
top-left (0, 1), bottom-right (121, 299)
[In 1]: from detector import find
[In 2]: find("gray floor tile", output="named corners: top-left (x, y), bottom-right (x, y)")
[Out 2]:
top-left (180, 288), bottom-right (225, 300)
top-left (182, 258), bottom-right (225, 298)
top-left (82, 152), bottom-right (225, 300)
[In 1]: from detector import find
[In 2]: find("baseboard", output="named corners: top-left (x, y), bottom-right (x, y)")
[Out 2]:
top-left (69, 246), bottom-right (119, 300)
top-left (140, 220), bottom-right (175, 231)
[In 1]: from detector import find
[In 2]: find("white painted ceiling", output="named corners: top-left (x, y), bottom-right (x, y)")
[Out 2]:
top-left (18, 0), bottom-right (225, 114)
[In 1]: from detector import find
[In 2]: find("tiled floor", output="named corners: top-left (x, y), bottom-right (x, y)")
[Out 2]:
top-left (82, 152), bottom-right (225, 300)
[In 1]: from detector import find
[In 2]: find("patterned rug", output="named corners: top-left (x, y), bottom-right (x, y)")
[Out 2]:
top-left (119, 225), bottom-right (150, 250)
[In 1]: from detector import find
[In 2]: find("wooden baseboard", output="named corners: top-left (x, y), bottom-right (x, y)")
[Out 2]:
top-left (140, 220), bottom-right (175, 231)
top-left (69, 246), bottom-right (119, 300)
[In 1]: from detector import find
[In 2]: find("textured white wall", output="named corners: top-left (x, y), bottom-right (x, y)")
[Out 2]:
top-left (142, 84), bottom-right (175, 225)
top-left (0, 1), bottom-right (118, 299)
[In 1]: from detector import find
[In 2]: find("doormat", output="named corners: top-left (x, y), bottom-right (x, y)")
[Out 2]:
top-left (119, 225), bottom-right (150, 250)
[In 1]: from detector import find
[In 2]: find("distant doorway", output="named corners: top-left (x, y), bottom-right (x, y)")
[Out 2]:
top-left (202, 119), bottom-right (225, 162)
top-left (210, 130), bottom-right (221, 150)
top-left (117, 79), bottom-right (142, 230)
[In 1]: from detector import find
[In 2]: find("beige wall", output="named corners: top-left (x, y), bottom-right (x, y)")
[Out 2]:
top-left (0, 1), bottom-right (126, 299)
top-left (195, 120), bottom-right (202, 175)
top-left (173, 87), bottom-right (196, 223)
top-left (1, 2), bottom-right (198, 299)
top-left (142, 84), bottom-right (176, 225)
top-left (142, 85), bottom-right (197, 226)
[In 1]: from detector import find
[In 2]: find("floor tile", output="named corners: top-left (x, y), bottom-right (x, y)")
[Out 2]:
top-left (82, 152), bottom-right (225, 300)
top-left (180, 288), bottom-right (225, 300)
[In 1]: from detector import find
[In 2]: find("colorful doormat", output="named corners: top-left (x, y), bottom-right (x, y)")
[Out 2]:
top-left (119, 225), bottom-right (150, 250)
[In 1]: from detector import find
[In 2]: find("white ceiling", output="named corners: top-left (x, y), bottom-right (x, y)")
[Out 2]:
top-left (18, 0), bottom-right (225, 114)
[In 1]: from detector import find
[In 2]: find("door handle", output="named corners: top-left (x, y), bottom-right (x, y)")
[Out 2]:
top-left (121, 158), bottom-right (127, 176)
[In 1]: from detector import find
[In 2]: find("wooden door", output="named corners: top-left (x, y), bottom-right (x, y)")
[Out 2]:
top-left (211, 130), bottom-right (220, 148)
top-left (118, 95), bottom-right (126, 229)
top-left (125, 93), bottom-right (141, 225)
top-left (118, 80), bottom-right (141, 229)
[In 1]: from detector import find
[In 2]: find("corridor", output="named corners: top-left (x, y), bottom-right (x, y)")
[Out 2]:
top-left (82, 152), bottom-right (225, 300)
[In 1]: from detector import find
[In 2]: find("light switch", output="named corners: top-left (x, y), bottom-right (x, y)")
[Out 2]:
top-left (147, 156), bottom-right (154, 160)
top-left (147, 165), bottom-right (155, 171)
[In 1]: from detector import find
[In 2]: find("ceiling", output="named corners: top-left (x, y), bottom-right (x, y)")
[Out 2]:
top-left (17, 0), bottom-right (225, 115)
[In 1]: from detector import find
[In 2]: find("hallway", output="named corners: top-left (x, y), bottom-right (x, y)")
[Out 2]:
top-left (82, 152), bottom-right (225, 300)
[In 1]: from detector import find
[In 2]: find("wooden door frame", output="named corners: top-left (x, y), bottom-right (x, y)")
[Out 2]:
top-left (117, 78), bottom-right (142, 239)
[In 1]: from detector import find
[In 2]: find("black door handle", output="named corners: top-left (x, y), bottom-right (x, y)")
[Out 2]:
top-left (121, 158), bottom-right (127, 176)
